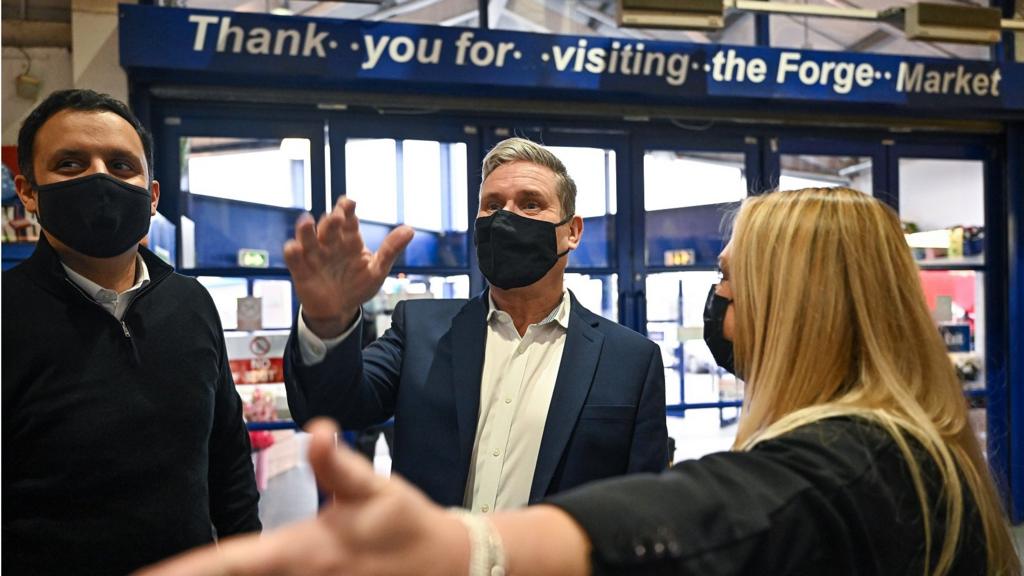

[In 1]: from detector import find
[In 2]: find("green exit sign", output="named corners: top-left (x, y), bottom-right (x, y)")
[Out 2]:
top-left (237, 249), bottom-right (270, 268)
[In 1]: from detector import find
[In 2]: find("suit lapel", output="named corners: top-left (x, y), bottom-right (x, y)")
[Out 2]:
top-left (529, 295), bottom-right (604, 502)
top-left (449, 293), bottom-right (489, 481)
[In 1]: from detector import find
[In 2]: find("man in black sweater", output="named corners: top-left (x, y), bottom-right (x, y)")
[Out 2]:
top-left (2, 89), bottom-right (261, 575)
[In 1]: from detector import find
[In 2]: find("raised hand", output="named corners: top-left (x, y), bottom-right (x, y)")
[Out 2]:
top-left (133, 420), bottom-right (469, 576)
top-left (284, 197), bottom-right (414, 339)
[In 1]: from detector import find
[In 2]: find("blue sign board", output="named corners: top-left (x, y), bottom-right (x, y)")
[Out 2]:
top-left (119, 4), bottom-right (1024, 111)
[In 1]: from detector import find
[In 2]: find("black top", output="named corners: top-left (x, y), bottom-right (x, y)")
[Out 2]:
top-left (549, 417), bottom-right (988, 575)
top-left (2, 236), bottom-right (261, 576)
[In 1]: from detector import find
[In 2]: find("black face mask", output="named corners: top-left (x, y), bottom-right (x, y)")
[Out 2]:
top-left (35, 173), bottom-right (152, 258)
top-left (475, 209), bottom-right (572, 290)
top-left (703, 284), bottom-right (736, 376)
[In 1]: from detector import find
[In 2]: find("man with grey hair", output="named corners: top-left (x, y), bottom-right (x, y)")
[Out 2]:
top-left (283, 137), bottom-right (667, 510)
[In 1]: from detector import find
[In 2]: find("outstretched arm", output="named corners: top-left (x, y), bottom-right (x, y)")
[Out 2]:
top-left (136, 420), bottom-right (591, 576)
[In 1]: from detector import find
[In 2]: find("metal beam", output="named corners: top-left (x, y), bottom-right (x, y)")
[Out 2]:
top-left (707, 10), bottom-right (746, 42)
top-left (844, 28), bottom-right (893, 51)
top-left (575, 3), bottom-right (656, 38)
top-left (732, 0), bottom-right (877, 20)
top-left (488, 0), bottom-right (508, 28)
top-left (574, 1), bottom-right (711, 42)
top-left (500, 7), bottom-right (550, 32)
top-left (363, 0), bottom-right (447, 21)
top-left (441, 7), bottom-right (478, 25)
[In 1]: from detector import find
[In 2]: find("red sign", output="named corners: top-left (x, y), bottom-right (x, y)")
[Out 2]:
top-left (230, 357), bottom-right (284, 385)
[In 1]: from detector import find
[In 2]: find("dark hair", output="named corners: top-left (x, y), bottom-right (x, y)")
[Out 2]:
top-left (17, 89), bottom-right (154, 186)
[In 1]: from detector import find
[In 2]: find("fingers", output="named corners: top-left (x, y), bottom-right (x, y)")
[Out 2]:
top-left (136, 522), bottom-right (336, 576)
top-left (306, 418), bottom-right (382, 502)
top-left (318, 198), bottom-right (365, 256)
top-left (339, 197), bottom-right (360, 236)
top-left (283, 239), bottom-right (309, 279)
top-left (294, 213), bottom-right (320, 260)
top-left (372, 225), bottom-right (415, 278)
top-left (318, 204), bottom-right (345, 252)
top-left (134, 534), bottom-right (273, 576)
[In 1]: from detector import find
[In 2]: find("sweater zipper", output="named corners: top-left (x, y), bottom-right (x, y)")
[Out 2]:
top-left (64, 273), bottom-right (167, 366)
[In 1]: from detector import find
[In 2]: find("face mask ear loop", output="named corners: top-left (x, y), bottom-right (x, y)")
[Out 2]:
top-left (555, 213), bottom-right (575, 258)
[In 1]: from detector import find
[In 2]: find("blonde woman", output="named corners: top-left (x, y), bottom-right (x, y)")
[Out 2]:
top-left (140, 188), bottom-right (1019, 576)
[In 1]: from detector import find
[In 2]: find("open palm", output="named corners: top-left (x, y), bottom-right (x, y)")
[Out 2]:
top-left (284, 197), bottom-right (414, 338)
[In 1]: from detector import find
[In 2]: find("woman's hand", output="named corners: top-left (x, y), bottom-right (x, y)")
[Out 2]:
top-left (135, 419), bottom-right (468, 576)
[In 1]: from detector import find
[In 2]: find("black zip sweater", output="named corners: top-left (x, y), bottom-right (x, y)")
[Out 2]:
top-left (2, 236), bottom-right (261, 576)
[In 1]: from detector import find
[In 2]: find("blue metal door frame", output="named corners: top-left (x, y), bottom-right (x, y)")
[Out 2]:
top-left (1002, 124), bottom-right (1023, 523)
top-left (886, 140), bottom-right (1014, 520)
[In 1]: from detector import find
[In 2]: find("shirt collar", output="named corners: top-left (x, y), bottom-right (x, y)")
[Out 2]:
top-left (487, 289), bottom-right (571, 330)
top-left (62, 253), bottom-right (151, 300)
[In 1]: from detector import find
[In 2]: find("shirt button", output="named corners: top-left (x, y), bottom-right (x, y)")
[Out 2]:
top-left (504, 397), bottom-right (512, 404)
top-left (634, 544), bottom-right (646, 557)
top-left (481, 504), bottom-right (489, 513)
top-left (492, 448), bottom-right (500, 457)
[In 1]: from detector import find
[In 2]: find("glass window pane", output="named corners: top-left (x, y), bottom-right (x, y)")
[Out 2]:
top-left (403, 140), bottom-right (443, 231)
top-left (547, 146), bottom-right (615, 218)
top-left (646, 271), bottom-right (741, 401)
top-left (920, 268), bottom-right (986, 453)
top-left (668, 411), bottom-right (738, 463)
top-left (645, 151), bottom-right (746, 267)
top-left (364, 274), bottom-right (470, 336)
top-left (780, 155), bottom-right (873, 195)
top-left (346, 138), bottom-right (398, 224)
top-left (180, 137), bottom-right (310, 270)
top-left (345, 138), bottom-right (469, 269)
top-left (900, 158), bottom-right (985, 265)
top-left (920, 270), bottom-right (985, 390)
top-left (540, 146), bottom-right (617, 270)
top-left (564, 273), bottom-right (617, 321)
top-left (645, 151), bottom-right (746, 211)
top-left (253, 279), bottom-right (294, 330)
top-left (449, 143), bottom-right (469, 232)
top-left (197, 276), bottom-right (249, 330)
top-left (184, 137), bottom-right (311, 209)
top-left (648, 270), bottom-right (744, 462)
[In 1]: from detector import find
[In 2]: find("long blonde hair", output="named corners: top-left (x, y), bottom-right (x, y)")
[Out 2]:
top-left (729, 187), bottom-right (1018, 575)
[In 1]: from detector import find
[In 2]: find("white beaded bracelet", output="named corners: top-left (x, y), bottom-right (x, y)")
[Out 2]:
top-left (449, 509), bottom-right (507, 576)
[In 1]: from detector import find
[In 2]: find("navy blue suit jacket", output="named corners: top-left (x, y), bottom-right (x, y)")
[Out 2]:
top-left (284, 290), bottom-right (667, 506)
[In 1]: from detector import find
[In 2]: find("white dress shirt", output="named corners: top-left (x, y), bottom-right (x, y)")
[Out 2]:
top-left (62, 254), bottom-right (150, 321)
top-left (296, 291), bottom-right (572, 512)
top-left (464, 290), bottom-right (570, 512)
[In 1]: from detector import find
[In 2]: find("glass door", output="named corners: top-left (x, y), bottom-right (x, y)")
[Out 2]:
top-left (891, 143), bottom-right (996, 460)
top-left (634, 133), bottom-right (760, 462)
top-left (155, 106), bottom-right (331, 530)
